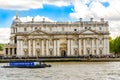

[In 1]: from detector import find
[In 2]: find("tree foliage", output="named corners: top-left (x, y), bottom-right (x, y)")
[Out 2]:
top-left (0, 44), bottom-right (4, 51)
top-left (109, 36), bottom-right (120, 55)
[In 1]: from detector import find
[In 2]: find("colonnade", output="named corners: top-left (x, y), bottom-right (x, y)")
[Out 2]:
top-left (6, 37), bottom-right (109, 57)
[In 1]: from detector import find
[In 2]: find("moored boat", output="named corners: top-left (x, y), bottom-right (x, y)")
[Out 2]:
top-left (2, 61), bottom-right (51, 68)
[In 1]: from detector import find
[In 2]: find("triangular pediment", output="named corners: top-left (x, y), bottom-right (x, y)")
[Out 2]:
top-left (80, 29), bottom-right (98, 34)
top-left (29, 29), bottom-right (48, 35)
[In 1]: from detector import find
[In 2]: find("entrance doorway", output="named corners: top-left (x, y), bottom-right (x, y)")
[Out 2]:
top-left (61, 50), bottom-right (67, 57)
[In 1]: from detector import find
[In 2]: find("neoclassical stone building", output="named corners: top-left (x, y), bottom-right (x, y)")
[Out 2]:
top-left (4, 15), bottom-right (110, 57)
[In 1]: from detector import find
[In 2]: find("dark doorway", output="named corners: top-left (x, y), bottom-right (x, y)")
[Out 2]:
top-left (61, 50), bottom-right (67, 57)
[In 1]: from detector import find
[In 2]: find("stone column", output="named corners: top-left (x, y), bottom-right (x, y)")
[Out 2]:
top-left (79, 39), bottom-right (81, 55)
top-left (71, 39), bottom-right (74, 56)
top-left (57, 39), bottom-right (60, 56)
top-left (91, 39), bottom-right (94, 55)
top-left (103, 38), bottom-right (105, 55)
top-left (41, 39), bottom-right (44, 56)
top-left (20, 40), bottom-right (23, 56)
top-left (28, 39), bottom-right (31, 57)
top-left (33, 39), bottom-right (36, 57)
top-left (83, 39), bottom-right (86, 55)
top-left (54, 40), bottom-right (56, 56)
top-left (12, 48), bottom-right (14, 56)
top-left (106, 38), bottom-right (109, 54)
top-left (8, 48), bottom-right (10, 56)
top-left (96, 38), bottom-right (99, 55)
top-left (17, 40), bottom-right (20, 57)
top-left (67, 39), bottom-right (70, 56)
top-left (46, 39), bottom-right (49, 56)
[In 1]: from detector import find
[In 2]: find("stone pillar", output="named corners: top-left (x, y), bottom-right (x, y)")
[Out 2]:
top-left (33, 39), bottom-right (36, 57)
top-left (8, 48), bottom-right (10, 56)
top-left (67, 39), bottom-right (70, 56)
top-left (103, 38), bottom-right (105, 55)
top-left (91, 39), bottom-right (94, 55)
top-left (12, 48), bottom-right (14, 56)
top-left (96, 38), bottom-right (99, 55)
top-left (46, 39), bottom-right (49, 56)
top-left (28, 39), bottom-right (31, 57)
top-left (41, 39), bottom-right (44, 56)
top-left (54, 40), bottom-right (56, 56)
top-left (83, 39), bottom-right (86, 55)
top-left (17, 40), bottom-right (20, 57)
top-left (106, 38), bottom-right (109, 54)
top-left (57, 39), bottom-right (60, 56)
top-left (79, 39), bottom-right (81, 55)
top-left (20, 40), bottom-right (23, 56)
top-left (71, 39), bottom-right (74, 56)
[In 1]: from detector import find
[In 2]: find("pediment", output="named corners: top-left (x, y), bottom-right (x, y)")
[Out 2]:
top-left (80, 29), bottom-right (98, 34)
top-left (29, 29), bottom-right (48, 35)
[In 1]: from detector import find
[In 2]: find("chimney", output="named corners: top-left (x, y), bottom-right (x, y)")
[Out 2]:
top-left (32, 18), bottom-right (34, 23)
top-left (90, 18), bottom-right (93, 22)
top-left (43, 18), bottom-right (45, 22)
top-left (100, 18), bottom-right (104, 22)
top-left (79, 18), bottom-right (82, 22)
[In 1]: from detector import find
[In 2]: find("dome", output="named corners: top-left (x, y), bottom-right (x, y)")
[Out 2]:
top-left (12, 13), bottom-right (21, 25)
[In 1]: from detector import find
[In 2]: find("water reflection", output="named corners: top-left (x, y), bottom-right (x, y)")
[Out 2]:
top-left (0, 62), bottom-right (120, 80)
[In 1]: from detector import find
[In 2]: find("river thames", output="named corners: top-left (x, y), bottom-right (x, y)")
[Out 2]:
top-left (0, 62), bottom-right (120, 80)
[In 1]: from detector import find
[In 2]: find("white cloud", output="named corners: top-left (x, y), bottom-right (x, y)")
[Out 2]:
top-left (69, 0), bottom-right (120, 38)
top-left (0, 0), bottom-right (72, 10)
top-left (0, 0), bottom-right (44, 10)
top-left (0, 28), bottom-right (10, 43)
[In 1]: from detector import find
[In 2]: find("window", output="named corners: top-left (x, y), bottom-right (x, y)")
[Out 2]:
top-left (74, 49), bottom-right (78, 55)
top-left (74, 29), bottom-right (77, 31)
top-left (74, 39), bottom-right (78, 45)
top-left (99, 27), bottom-right (102, 30)
top-left (62, 27), bottom-right (64, 31)
top-left (100, 49), bottom-right (102, 54)
top-left (24, 28), bottom-right (26, 31)
top-left (85, 27), bottom-right (87, 29)
top-left (89, 27), bottom-right (91, 29)
top-left (94, 39), bottom-right (96, 45)
top-left (39, 27), bottom-right (41, 30)
top-left (49, 49), bottom-right (53, 56)
top-left (87, 39), bottom-right (90, 45)
top-left (50, 27), bottom-right (52, 31)
top-left (99, 39), bottom-right (102, 44)
top-left (81, 49), bottom-right (83, 55)
top-left (50, 39), bottom-right (53, 45)
top-left (87, 49), bottom-right (90, 54)
top-left (37, 42), bottom-right (39, 45)
top-left (35, 27), bottom-right (37, 29)
top-left (94, 50), bottom-right (96, 55)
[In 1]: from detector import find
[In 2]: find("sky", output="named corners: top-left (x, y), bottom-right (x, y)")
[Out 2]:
top-left (0, 0), bottom-right (120, 43)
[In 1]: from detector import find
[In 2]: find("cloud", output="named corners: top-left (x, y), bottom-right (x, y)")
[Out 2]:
top-left (0, 0), bottom-right (72, 10)
top-left (0, 28), bottom-right (10, 43)
top-left (70, 0), bottom-right (120, 20)
top-left (69, 0), bottom-right (120, 38)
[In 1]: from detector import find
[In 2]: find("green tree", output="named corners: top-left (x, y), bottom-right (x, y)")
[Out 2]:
top-left (0, 44), bottom-right (4, 51)
top-left (114, 36), bottom-right (120, 54)
top-left (109, 36), bottom-right (114, 53)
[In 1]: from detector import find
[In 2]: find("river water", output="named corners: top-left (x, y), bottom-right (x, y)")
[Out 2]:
top-left (0, 62), bottom-right (120, 80)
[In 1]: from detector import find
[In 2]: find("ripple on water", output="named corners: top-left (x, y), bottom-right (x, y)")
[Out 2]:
top-left (1, 62), bottom-right (120, 80)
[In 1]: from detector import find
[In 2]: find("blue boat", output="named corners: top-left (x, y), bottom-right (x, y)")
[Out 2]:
top-left (2, 62), bottom-right (51, 68)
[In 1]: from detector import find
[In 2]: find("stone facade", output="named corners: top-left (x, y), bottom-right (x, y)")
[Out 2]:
top-left (4, 15), bottom-right (110, 57)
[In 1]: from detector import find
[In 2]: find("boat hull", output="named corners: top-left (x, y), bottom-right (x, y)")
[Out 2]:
top-left (2, 64), bottom-right (51, 68)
